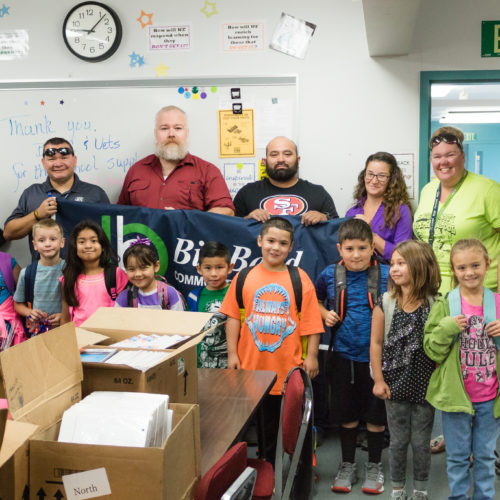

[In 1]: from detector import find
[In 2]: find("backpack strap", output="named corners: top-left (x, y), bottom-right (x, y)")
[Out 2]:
top-left (127, 286), bottom-right (139, 308)
top-left (483, 287), bottom-right (497, 325)
top-left (104, 265), bottom-right (118, 301)
top-left (448, 287), bottom-right (461, 318)
top-left (367, 258), bottom-right (381, 310)
top-left (287, 265), bottom-right (302, 314)
top-left (333, 260), bottom-right (347, 321)
top-left (235, 266), bottom-right (253, 309)
top-left (382, 292), bottom-right (397, 341)
top-left (483, 287), bottom-right (499, 348)
top-left (24, 261), bottom-right (38, 308)
top-left (0, 252), bottom-right (15, 295)
top-left (156, 279), bottom-right (171, 310)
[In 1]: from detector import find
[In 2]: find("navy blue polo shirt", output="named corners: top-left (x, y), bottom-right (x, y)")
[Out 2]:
top-left (5, 174), bottom-right (109, 260)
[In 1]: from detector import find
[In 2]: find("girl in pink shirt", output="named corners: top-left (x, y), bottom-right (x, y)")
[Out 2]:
top-left (424, 239), bottom-right (500, 500)
top-left (61, 220), bottom-right (128, 326)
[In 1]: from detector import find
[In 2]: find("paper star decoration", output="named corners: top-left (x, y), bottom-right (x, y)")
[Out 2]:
top-left (40, 100), bottom-right (45, 106)
top-left (154, 62), bottom-right (169, 77)
top-left (200, 0), bottom-right (217, 18)
top-left (59, 99), bottom-right (64, 105)
top-left (129, 51), bottom-right (145, 68)
top-left (0, 4), bottom-right (10, 17)
top-left (137, 9), bottom-right (153, 28)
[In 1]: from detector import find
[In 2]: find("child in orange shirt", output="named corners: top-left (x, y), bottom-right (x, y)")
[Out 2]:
top-left (220, 216), bottom-right (323, 464)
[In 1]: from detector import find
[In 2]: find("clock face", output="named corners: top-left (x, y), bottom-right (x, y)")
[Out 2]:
top-left (63, 2), bottom-right (122, 62)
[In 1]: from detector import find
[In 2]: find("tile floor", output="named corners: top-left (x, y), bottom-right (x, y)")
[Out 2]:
top-left (313, 421), bottom-right (500, 499)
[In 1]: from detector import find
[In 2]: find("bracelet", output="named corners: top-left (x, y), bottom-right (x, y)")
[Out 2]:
top-left (34, 209), bottom-right (42, 221)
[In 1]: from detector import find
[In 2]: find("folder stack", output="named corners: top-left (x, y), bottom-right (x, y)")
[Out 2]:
top-left (58, 391), bottom-right (173, 447)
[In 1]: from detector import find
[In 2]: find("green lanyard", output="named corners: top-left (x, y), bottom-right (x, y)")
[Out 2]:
top-left (428, 171), bottom-right (468, 247)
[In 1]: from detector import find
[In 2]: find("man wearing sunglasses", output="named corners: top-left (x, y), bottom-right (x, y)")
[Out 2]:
top-left (4, 137), bottom-right (109, 260)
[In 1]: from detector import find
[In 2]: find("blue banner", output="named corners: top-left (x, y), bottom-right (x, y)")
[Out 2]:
top-left (58, 200), bottom-right (343, 298)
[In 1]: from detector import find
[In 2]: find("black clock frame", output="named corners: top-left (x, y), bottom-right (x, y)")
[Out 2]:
top-left (62, 1), bottom-right (123, 62)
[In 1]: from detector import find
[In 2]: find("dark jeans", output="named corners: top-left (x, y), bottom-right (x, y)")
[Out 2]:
top-left (385, 399), bottom-right (434, 491)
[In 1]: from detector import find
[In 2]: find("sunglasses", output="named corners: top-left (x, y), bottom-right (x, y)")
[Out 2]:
top-left (429, 134), bottom-right (463, 150)
top-left (43, 147), bottom-right (74, 157)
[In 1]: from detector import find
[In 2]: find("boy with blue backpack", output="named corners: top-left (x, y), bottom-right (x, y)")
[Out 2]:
top-left (14, 219), bottom-right (65, 335)
top-left (316, 218), bottom-right (389, 495)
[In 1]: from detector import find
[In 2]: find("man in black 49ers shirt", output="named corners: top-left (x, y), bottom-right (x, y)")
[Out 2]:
top-left (234, 136), bottom-right (338, 226)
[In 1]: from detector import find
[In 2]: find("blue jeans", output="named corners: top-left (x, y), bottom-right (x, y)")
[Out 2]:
top-left (442, 399), bottom-right (499, 500)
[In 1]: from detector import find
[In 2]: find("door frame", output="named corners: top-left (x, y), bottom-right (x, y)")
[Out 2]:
top-left (419, 69), bottom-right (500, 192)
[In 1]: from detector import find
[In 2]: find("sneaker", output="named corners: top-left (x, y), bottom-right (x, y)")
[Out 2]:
top-left (331, 462), bottom-right (358, 493)
top-left (362, 462), bottom-right (384, 494)
top-left (390, 490), bottom-right (407, 499)
top-left (411, 491), bottom-right (428, 500)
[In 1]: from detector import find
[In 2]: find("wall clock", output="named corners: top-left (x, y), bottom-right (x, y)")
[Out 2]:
top-left (63, 2), bottom-right (122, 62)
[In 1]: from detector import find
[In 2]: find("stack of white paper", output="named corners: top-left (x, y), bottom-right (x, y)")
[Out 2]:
top-left (111, 334), bottom-right (185, 349)
top-left (104, 350), bottom-right (171, 372)
top-left (58, 392), bottom-right (173, 447)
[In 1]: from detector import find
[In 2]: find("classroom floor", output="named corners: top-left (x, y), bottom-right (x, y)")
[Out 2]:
top-left (312, 418), bottom-right (500, 499)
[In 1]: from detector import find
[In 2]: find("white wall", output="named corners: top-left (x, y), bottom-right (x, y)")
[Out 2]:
top-left (2, 0), bottom-right (500, 263)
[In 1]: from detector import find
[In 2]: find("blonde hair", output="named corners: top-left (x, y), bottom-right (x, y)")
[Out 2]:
top-left (32, 218), bottom-right (63, 238)
top-left (155, 105), bottom-right (187, 125)
top-left (388, 240), bottom-right (441, 305)
top-left (431, 126), bottom-right (464, 143)
top-left (450, 239), bottom-right (490, 288)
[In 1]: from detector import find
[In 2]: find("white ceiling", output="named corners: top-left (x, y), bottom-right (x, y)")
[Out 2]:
top-left (362, 1), bottom-right (500, 123)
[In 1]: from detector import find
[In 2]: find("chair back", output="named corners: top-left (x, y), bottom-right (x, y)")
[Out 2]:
top-left (195, 442), bottom-right (248, 500)
top-left (281, 368), bottom-right (305, 455)
top-left (274, 366), bottom-right (314, 500)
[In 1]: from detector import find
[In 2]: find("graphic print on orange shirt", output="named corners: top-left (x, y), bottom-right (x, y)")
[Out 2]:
top-left (245, 283), bottom-right (296, 352)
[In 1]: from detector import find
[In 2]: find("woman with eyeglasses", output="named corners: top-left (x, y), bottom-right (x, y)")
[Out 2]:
top-left (346, 152), bottom-right (413, 263)
top-left (414, 126), bottom-right (500, 294)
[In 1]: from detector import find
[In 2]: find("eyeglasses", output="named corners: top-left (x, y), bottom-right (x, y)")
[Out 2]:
top-left (365, 171), bottom-right (390, 182)
top-left (429, 134), bottom-right (463, 150)
top-left (43, 147), bottom-right (74, 157)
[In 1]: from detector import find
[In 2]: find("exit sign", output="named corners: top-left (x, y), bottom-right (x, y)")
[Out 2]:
top-left (482, 21), bottom-right (500, 57)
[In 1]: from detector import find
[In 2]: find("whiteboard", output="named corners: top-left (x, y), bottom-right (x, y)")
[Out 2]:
top-left (0, 77), bottom-right (297, 227)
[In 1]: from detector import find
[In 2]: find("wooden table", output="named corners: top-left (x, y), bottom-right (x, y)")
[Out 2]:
top-left (198, 368), bottom-right (277, 475)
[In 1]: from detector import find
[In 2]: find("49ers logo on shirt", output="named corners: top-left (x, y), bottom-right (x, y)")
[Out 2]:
top-left (261, 195), bottom-right (308, 216)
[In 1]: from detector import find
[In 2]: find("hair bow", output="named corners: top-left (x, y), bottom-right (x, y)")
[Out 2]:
top-left (129, 236), bottom-right (151, 247)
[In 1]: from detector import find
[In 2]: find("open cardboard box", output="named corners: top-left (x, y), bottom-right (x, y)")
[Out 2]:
top-left (0, 322), bottom-right (201, 500)
top-left (78, 307), bottom-right (213, 403)
top-left (0, 419), bottom-right (38, 500)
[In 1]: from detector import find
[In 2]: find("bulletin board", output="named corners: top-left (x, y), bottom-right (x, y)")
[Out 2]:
top-left (0, 76), bottom-right (298, 224)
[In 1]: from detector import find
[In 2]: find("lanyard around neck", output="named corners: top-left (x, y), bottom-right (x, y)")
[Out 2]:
top-left (428, 171), bottom-right (467, 247)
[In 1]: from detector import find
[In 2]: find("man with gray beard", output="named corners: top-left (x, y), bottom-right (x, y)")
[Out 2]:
top-left (118, 106), bottom-right (234, 215)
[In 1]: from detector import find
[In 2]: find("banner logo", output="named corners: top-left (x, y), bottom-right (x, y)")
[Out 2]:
top-left (101, 215), bottom-right (169, 275)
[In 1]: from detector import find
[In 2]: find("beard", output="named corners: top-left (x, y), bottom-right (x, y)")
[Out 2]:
top-left (155, 140), bottom-right (189, 162)
top-left (266, 160), bottom-right (299, 182)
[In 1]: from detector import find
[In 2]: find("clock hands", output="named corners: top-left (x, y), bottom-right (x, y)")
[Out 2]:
top-left (87, 13), bottom-right (107, 33)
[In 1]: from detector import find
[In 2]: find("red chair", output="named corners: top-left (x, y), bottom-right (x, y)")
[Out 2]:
top-left (274, 367), bottom-right (314, 500)
top-left (195, 441), bottom-right (274, 500)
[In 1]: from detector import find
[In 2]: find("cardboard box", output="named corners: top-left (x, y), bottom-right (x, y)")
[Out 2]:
top-left (0, 322), bottom-right (201, 500)
top-left (0, 420), bottom-right (38, 500)
top-left (79, 308), bottom-right (213, 403)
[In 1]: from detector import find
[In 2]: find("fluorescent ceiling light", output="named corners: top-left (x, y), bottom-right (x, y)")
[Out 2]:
top-left (440, 111), bottom-right (500, 123)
